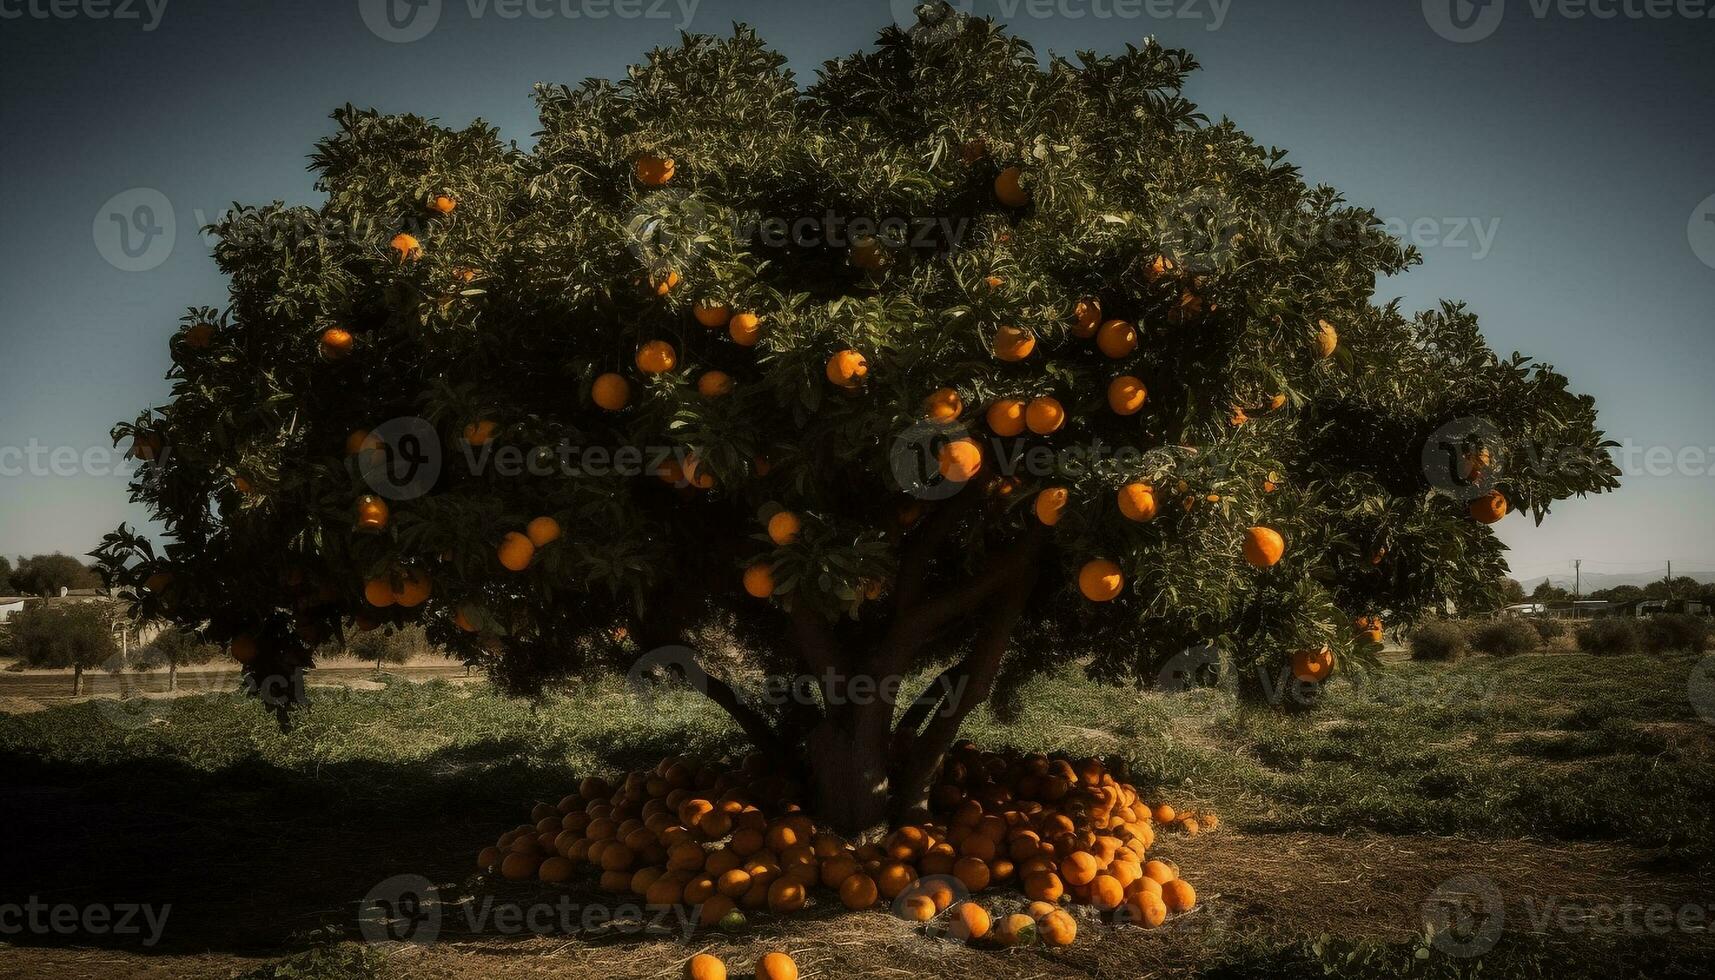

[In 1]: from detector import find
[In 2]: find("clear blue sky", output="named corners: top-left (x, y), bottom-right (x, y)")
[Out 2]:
top-left (1, 0), bottom-right (1711, 584)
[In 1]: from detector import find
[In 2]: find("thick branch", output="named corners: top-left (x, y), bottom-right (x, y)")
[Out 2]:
top-left (890, 552), bottom-right (1040, 819)
top-left (880, 525), bottom-right (1045, 676)
top-left (892, 488), bottom-right (984, 612)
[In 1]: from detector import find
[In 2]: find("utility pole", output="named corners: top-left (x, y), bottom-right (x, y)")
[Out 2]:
top-left (1666, 561), bottom-right (1672, 599)
top-left (1573, 559), bottom-right (1581, 618)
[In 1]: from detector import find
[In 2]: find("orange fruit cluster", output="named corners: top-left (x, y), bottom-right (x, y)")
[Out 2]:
top-left (474, 746), bottom-right (1214, 950)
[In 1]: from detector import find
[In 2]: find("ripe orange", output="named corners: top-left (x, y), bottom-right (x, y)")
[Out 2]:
top-left (498, 531), bottom-right (535, 572)
top-left (728, 311), bottom-right (763, 346)
top-left (464, 419), bottom-right (498, 446)
top-left (593, 373), bottom-right (631, 410)
top-left (924, 388), bottom-right (963, 422)
top-left (1108, 376), bottom-right (1147, 415)
top-left (634, 154), bottom-right (676, 186)
top-left (949, 901), bottom-right (991, 941)
top-left (1025, 396), bottom-right (1065, 435)
top-left (1074, 297), bottom-right (1102, 337)
top-left (431, 194), bottom-right (457, 214)
top-left (354, 494), bottom-right (389, 532)
top-left (994, 325), bottom-right (1036, 362)
top-left (767, 878), bottom-right (807, 913)
top-left (767, 511), bottom-right (801, 546)
top-left (1038, 909), bottom-right (1076, 946)
top-left (1145, 254), bottom-right (1176, 283)
top-left (995, 912), bottom-right (1037, 946)
top-left (390, 233), bottom-right (421, 260)
top-left (636, 341), bottom-right (677, 374)
top-left (937, 438), bottom-right (983, 482)
top-left (1079, 559), bottom-right (1123, 602)
top-left (1097, 319), bottom-right (1138, 359)
top-left (1469, 490), bottom-right (1509, 524)
top-left (756, 952), bottom-right (798, 980)
top-left (986, 399), bottom-right (1026, 436)
top-left (994, 166), bottom-right (1029, 208)
top-left (344, 429), bottom-right (371, 456)
top-left (900, 894), bottom-right (936, 922)
top-left (1034, 487), bottom-right (1069, 526)
top-left (1291, 647), bottom-right (1334, 682)
top-left (182, 322), bottom-right (215, 348)
top-left (1355, 615), bottom-right (1384, 644)
top-left (698, 370), bottom-right (734, 398)
top-left (1315, 319), bottom-right (1339, 358)
top-left (363, 576), bottom-right (395, 608)
top-left (825, 349), bottom-right (868, 387)
top-left (1242, 526), bottom-right (1285, 568)
top-left (1127, 892), bottom-right (1167, 928)
top-left (686, 953), bottom-right (726, 980)
top-left (1117, 483), bottom-right (1158, 522)
top-left (318, 327), bottom-right (353, 360)
top-left (393, 568), bottom-right (432, 607)
top-left (742, 563), bottom-right (775, 599)
top-left (1161, 878), bottom-right (1196, 913)
top-left (454, 605), bottom-right (482, 633)
top-left (839, 873), bottom-right (878, 909)
top-left (694, 301), bottom-right (731, 327)
top-left (526, 516), bottom-right (562, 548)
top-left (1061, 851), bottom-right (1099, 886)
top-left (230, 635), bottom-right (258, 664)
top-left (652, 270), bottom-right (681, 296)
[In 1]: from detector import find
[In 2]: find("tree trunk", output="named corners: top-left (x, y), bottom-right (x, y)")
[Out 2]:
top-left (168, 657), bottom-right (178, 692)
top-left (805, 698), bottom-right (894, 837)
top-left (73, 664), bottom-right (83, 696)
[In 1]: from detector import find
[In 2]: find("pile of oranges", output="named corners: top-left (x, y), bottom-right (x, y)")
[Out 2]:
top-left (475, 744), bottom-right (1213, 953)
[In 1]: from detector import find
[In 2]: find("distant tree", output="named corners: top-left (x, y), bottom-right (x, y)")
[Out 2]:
top-left (1498, 578), bottom-right (1526, 604)
top-left (1531, 580), bottom-right (1571, 602)
top-left (341, 624), bottom-right (428, 674)
top-left (1643, 576), bottom-right (1704, 601)
top-left (1590, 584), bottom-right (1644, 603)
top-left (131, 627), bottom-right (222, 691)
top-left (9, 602), bottom-right (120, 694)
top-left (0, 555), bottom-right (14, 593)
top-left (10, 554), bottom-right (102, 597)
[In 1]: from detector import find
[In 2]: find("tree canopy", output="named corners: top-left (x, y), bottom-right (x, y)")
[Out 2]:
top-left (8, 554), bottom-right (103, 597)
top-left (98, 7), bottom-right (1618, 827)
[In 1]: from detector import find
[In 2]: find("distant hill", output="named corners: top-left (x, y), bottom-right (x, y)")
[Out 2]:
top-left (1519, 570), bottom-right (1715, 592)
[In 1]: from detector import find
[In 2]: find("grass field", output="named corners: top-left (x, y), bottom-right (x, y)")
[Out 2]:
top-left (2, 650), bottom-right (1713, 978)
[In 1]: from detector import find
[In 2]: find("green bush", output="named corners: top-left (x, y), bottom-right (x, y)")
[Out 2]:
top-left (1473, 619), bottom-right (1542, 656)
top-left (1410, 621), bottom-right (1470, 661)
top-left (1531, 617), bottom-right (1566, 642)
top-left (1577, 617), bottom-right (1641, 655)
top-left (1641, 614), bottom-right (1709, 654)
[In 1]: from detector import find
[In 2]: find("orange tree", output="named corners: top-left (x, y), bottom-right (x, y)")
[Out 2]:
top-left (98, 7), bottom-right (1618, 832)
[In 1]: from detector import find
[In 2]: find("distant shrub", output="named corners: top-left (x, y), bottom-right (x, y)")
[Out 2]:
top-left (1473, 619), bottom-right (1542, 656)
top-left (1530, 618), bottom-right (1566, 642)
top-left (1641, 614), bottom-right (1710, 654)
top-left (1577, 617), bottom-right (1641, 655)
top-left (1410, 621), bottom-right (1469, 661)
